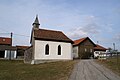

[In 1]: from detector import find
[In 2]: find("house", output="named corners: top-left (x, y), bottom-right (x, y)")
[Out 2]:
top-left (73, 37), bottom-right (96, 59)
top-left (94, 44), bottom-right (107, 59)
top-left (24, 16), bottom-right (73, 64)
top-left (0, 37), bottom-right (17, 59)
top-left (16, 45), bottom-right (29, 59)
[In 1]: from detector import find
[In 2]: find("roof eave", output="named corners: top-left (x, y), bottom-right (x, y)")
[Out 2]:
top-left (34, 37), bottom-right (73, 43)
top-left (94, 49), bottom-right (107, 51)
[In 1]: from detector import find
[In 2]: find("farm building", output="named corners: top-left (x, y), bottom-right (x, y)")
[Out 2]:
top-left (0, 37), bottom-right (17, 59)
top-left (16, 45), bottom-right (29, 59)
top-left (94, 44), bottom-right (107, 58)
top-left (73, 37), bottom-right (96, 59)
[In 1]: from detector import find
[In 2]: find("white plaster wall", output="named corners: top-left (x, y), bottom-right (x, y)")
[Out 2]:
top-left (73, 46), bottom-right (78, 58)
top-left (34, 40), bottom-right (73, 60)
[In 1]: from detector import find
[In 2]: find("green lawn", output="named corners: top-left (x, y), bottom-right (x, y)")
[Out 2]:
top-left (96, 57), bottom-right (120, 76)
top-left (0, 60), bottom-right (78, 80)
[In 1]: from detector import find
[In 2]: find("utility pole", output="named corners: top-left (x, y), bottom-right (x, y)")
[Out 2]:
top-left (11, 32), bottom-right (13, 46)
top-left (111, 43), bottom-right (115, 57)
top-left (113, 43), bottom-right (119, 70)
top-left (9, 32), bottom-right (13, 60)
top-left (113, 43), bottom-right (115, 51)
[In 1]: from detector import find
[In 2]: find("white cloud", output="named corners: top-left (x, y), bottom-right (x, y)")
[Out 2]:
top-left (81, 23), bottom-right (100, 34)
top-left (0, 0), bottom-right (119, 50)
top-left (114, 33), bottom-right (120, 41)
top-left (66, 21), bottom-right (101, 39)
top-left (67, 27), bottom-right (87, 39)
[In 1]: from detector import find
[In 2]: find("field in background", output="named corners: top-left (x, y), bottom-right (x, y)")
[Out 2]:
top-left (96, 55), bottom-right (120, 76)
top-left (0, 60), bottom-right (78, 80)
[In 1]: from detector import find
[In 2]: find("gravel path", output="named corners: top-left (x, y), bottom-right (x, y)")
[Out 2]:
top-left (69, 60), bottom-right (120, 80)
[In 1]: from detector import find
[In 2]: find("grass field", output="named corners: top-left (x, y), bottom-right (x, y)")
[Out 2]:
top-left (0, 60), bottom-right (78, 80)
top-left (96, 57), bottom-right (120, 76)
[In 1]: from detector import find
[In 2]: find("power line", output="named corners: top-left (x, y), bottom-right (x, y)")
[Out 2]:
top-left (0, 33), bottom-right (10, 34)
top-left (0, 27), bottom-right (30, 37)
top-left (14, 33), bottom-right (30, 37)
top-left (0, 32), bottom-right (30, 37)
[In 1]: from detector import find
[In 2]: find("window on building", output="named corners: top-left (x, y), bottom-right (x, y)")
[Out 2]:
top-left (90, 49), bottom-right (92, 52)
top-left (85, 48), bottom-right (87, 52)
top-left (45, 44), bottom-right (49, 55)
top-left (58, 45), bottom-right (61, 55)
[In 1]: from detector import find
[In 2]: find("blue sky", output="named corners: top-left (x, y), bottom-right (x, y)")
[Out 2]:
top-left (0, 0), bottom-right (120, 51)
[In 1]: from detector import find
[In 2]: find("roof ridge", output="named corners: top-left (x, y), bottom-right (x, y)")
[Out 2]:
top-left (39, 28), bottom-right (62, 32)
top-left (73, 37), bottom-right (96, 46)
top-left (95, 44), bottom-right (107, 49)
top-left (74, 37), bottom-right (88, 41)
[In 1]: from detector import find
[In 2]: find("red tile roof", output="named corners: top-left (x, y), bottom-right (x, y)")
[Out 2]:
top-left (34, 29), bottom-right (73, 43)
top-left (73, 37), bottom-right (96, 46)
top-left (0, 37), bottom-right (11, 45)
top-left (73, 37), bottom-right (87, 46)
top-left (94, 44), bottom-right (107, 51)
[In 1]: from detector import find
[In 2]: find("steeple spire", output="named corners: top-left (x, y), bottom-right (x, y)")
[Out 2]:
top-left (32, 15), bottom-right (40, 29)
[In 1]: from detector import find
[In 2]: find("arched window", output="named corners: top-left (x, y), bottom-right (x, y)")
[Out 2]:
top-left (58, 45), bottom-right (61, 55)
top-left (45, 44), bottom-right (49, 55)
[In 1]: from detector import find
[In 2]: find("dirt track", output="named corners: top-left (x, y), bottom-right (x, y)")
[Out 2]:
top-left (69, 60), bottom-right (120, 80)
